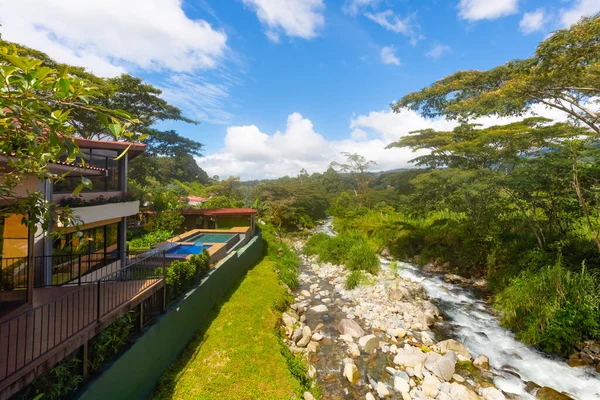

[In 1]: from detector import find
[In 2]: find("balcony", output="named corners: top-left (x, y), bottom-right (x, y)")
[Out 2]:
top-left (68, 200), bottom-right (140, 226)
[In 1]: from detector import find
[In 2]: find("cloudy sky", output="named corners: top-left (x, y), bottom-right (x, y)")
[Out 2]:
top-left (1, 0), bottom-right (598, 179)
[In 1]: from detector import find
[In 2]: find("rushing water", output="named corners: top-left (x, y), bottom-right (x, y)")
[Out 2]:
top-left (316, 219), bottom-right (600, 400)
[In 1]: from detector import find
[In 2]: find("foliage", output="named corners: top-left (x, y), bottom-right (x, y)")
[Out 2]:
top-left (15, 354), bottom-right (83, 400)
top-left (495, 261), bottom-right (600, 355)
top-left (330, 152), bottom-right (377, 205)
top-left (393, 14), bottom-right (600, 134)
top-left (128, 230), bottom-right (172, 251)
top-left (0, 42), bottom-right (137, 234)
top-left (146, 210), bottom-right (184, 234)
top-left (305, 231), bottom-right (378, 275)
top-left (162, 250), bottom-right (210, 303)
top-left (58, 192), bottom-right (136, 208)
top-left (347, 242), bottom-right (380, 275)
top-left (88, 311), bottom-right (137, 371)
top-left (262, 224), bottom-right (300, 289)
top-left (345, 270), bottom-right (363, 289)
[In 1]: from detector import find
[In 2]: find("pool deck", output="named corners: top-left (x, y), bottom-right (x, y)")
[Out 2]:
top-left (154, 227), bottom-right (252, 264)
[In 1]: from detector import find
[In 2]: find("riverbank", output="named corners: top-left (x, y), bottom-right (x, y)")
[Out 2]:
top-left (152, 258), bottom-right (303, 400)
top-left (279, 221), bottom-right (600, 400)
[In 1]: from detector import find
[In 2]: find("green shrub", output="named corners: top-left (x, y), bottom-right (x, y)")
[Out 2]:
top-left (88, 311), bottom-right (137, 371)
top-left (128, 230), bottom-right (172, 251)
top-left (146, 210), bottom-right (184, 233)
top-left (304, 232), bottom-right (330, 256)
top-left (163, 258), bottom-right (207, 302)
top-left (347, 242), bottom-right (380, 275)
top-left (189, 250), bottom-right (210, 276)
top-left (15, 354), bottom-right (83, 400)
top-left (345, 270), bottom-right (362, 289)
top-left (495, 261), bottom-right (600, 355)
top-left (262, 224), bottom-right (300, 289)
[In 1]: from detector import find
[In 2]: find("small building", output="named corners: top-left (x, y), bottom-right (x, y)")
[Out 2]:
top-left (180, 208), bottom-right (257, 235)
top-left (186, 195), bottom-right (211, 206)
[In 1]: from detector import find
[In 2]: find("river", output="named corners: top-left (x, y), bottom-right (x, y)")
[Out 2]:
top-left (314, 220), bottom-right (600, 399)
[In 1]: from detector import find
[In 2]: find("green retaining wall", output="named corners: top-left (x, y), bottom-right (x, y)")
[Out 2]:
top-left (78, 233), bottom-right (263, 400)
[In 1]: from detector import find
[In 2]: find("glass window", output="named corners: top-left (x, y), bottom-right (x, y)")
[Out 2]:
top-left (53, 148), bottom-right (122, 194)
top-left (0, 214), bottom-right (29, 259)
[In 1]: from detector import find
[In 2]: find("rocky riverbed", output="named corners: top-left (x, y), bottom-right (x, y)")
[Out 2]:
top-left (278, 224), bottom-right (600, 400)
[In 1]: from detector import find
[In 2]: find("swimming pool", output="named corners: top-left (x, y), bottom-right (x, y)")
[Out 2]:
top-left (191, 233), bottom-right (235, 245)
top-left (166, 244), bottom-right (212, 255)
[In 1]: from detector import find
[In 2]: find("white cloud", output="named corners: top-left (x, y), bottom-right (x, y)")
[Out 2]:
top-left (365, 10), bottom-right (424, 45)
top-left (425, 44), bottom-right (452, 60)
top-left (0, 0), bottom-right (227, 77)
top-left (560, 0), bottom-right (600, 27)
top-left (458, 0), bottom-right (519, 21)
top-left (342, 0), bottom-right (380, 16)
top-left (380, 46), bottom-right (401, 66)
top-left (241, 0), bottom-right (325, 41)
top-left (519, 9), bottom-right (547, 34)
top-left (199, 103), bottom-right (580, 180)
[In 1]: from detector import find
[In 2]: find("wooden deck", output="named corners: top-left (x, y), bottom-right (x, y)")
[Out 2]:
top-left (0, 277), bottom-right (164, 399)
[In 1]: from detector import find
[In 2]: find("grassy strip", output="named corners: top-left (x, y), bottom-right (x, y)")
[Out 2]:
top-left (151, 257), bottom-right (303, 400)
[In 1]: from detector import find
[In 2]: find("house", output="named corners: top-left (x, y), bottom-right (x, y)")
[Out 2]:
top-left (0, 138), bottom-right (166, 398)
top-left (186, 195), bottom-right (211, 206)
top-left (180, 208), bottom-right (257, 235)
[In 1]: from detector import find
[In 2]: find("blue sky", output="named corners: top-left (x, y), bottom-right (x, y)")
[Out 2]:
top-left (2, 0), bottom-right (599, 179)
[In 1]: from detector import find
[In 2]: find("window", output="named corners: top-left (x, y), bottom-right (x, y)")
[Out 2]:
top-left (53, 148), bottom-right (122, 194)
top-left (52, 222), bottom-right (121, 258)
top-left (0, 214), bottom-right (29, 259)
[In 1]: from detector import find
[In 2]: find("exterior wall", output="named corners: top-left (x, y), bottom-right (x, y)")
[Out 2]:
top-left (64, 201), bottom-right (140, 227)
top-left (77, 233), bottom-right (263, 400)
top-left (215, 215), bottom-right (251, 230)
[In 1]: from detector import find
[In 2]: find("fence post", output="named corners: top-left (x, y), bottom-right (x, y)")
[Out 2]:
top-left (96, 281), bottom-right (101, 320)
top-left (161, 250), bottom-right (167, 313)
top-left (78, 254), bottom-right (82, 286)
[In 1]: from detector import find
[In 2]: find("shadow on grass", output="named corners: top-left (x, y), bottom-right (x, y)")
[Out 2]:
top-left (149, 258), bottom-right (262, 400)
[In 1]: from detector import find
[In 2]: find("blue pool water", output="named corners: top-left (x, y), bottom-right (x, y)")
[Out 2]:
top-left (167, 244), bottom-right (212, 255)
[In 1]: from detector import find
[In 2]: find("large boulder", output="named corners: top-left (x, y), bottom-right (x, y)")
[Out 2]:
top-left (338, 319), bottom-right (365, 338)
top-left (474, 354), bottom-right (491, 370)
top-left (481, 387), bottom-right (506, 400)
top-left (393, 345), bottom-right (427, 368)
top-left (438, 339), bottom-right (472, 360)
top-left (535, 387), bottom-right (574, 400)
top-left (425, 351), bottom-right (457, 381)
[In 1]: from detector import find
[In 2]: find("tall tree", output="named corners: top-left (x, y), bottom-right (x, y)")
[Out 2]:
top-left (393, 14), bottom-right (600, 134)
top-left (330, 152), bottom-right (376, 204)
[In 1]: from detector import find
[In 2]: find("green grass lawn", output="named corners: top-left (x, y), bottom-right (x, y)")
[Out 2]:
top-left (151, 258), bottom-right (302, 400)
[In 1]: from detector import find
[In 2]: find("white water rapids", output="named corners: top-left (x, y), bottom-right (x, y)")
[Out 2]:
top-left (316, 220), bottom-right (600, 399)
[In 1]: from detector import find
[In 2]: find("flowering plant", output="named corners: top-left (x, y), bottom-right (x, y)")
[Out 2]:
top-left (59, 192), bottom-right (136, 208)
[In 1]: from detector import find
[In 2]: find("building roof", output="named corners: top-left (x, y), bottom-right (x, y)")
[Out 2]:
top-left (187, 196), bottom-right (210, 203)
top-left (180, 208), bottom-right (258, 216)
top-left (72, 137), bottom-right (146, 159)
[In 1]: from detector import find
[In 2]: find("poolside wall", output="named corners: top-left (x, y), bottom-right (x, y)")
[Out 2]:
top-left (77, 232), bottom-right (263, 400)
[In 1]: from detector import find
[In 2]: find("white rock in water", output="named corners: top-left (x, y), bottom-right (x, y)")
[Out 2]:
top-left (344, 362), bottom-right (360, 384)
top-left (310, 304), bottom-right (329, 313)
top-left (425, 351), bottom-right (456, 381)
top-left (420, 331), bottom-right (434, 345)
top-left (300, 289), bottom-right (311, 297)
top-left (366, 393), bottom-right (376, 400)
top-left (481, 387), bottom-right (506, 400)
top-left (358, 334), bottom-right (380, 352)
top-left (401, 393), bottom-right (411, 400)
top-left (297, 326), bottom-right (312, 347)
top-left (376, 382), bottom-right (390, 398)
top-left (452, 374), bottom-right (465, 383)
top-left (397, 328), bottom-right (407, 338)
top-left (393, 346), bottom-right (427, 367)
top-left (340, 334), bottom-right (354, 342)
top-left (473, 354), bottom-right (490, 370)
top-left (394, 376), bottom-right (410, 393)
top-left (311, 332), bottom-right (323, 341)
top-left (349, 343), bottom-right (361, 357)
top-left (282, 312), bottom-right (297, 327)
top-left (422, 375), bottom-right (441, 398)
top-left (338, 319), bottom-right (365, 338)
top-left (438, 339), bottom-right (471, 360)
top-left (307, 364), bottom-right (317, 379)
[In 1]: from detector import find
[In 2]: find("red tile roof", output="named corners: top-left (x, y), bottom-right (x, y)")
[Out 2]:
top-left (187, 196), bottom-right (210, 202)
top-left (180, 208), bottom-right (257, 216)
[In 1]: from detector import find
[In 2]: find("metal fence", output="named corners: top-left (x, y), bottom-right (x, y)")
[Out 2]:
top-left (0, 250), bottom-right (165, 384)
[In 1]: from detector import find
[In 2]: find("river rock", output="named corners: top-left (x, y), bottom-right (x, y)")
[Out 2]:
top-left (300, 289), bottom-right (311, 297)
top-left (358, 334), bottom-right (380, 352)
top-left (297, 326), bottom-right (312, 347)
top-left (474, 354), bottom-right (490, 370)
top-left (343, 362), bottom-right (360, 384)
top-left (307, 364), bottom-right (317, 379)
top-left (566, 358), bottom-right (589, 367)
top-left (481, 387), bottom-right (506, 400)
top-left (422, 375), bottom-right (441, 397)
top-left (282, 312), bottom-right (298, 328)
top-left (535, 387), bottom-right (574, 400)
top-left (310, 304), bottom-right (329, 313)
top-left (425, 351), bottom-right (457, 381)
top-left (450, 383), bottom-right (481, 400)
top-left (394, 375), bottom-right (410, 393)
top-left (349, 342), bottom-right (360, 357)
top-left (366, 394), bottom-right (376, 400)
top-left (303, 392), bottom-right (315, 400)
top-left (452, 374), bottom-right (465, 383)
top-left (338, 318), bottom-right (365, 338)
top-left (376, 381), bottom-right (390, 397)
top-left (306, 340), bottom-right (319, 353)
top-left (438, 339), bottom-right (472, 360)
top-left (311, 332), bottom-right (323, 341)
top-left (420, 331), bottom-right (434, 345)
top-left (393, 345), bottom-right (427, 367)
top-left (291, 327), bottom-right (303, 342)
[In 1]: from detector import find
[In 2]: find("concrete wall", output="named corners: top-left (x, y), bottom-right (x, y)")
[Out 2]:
top-left (77, 233), bottom-right (263, 400)
top-left (65, 201), bottom-right (140, 227)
